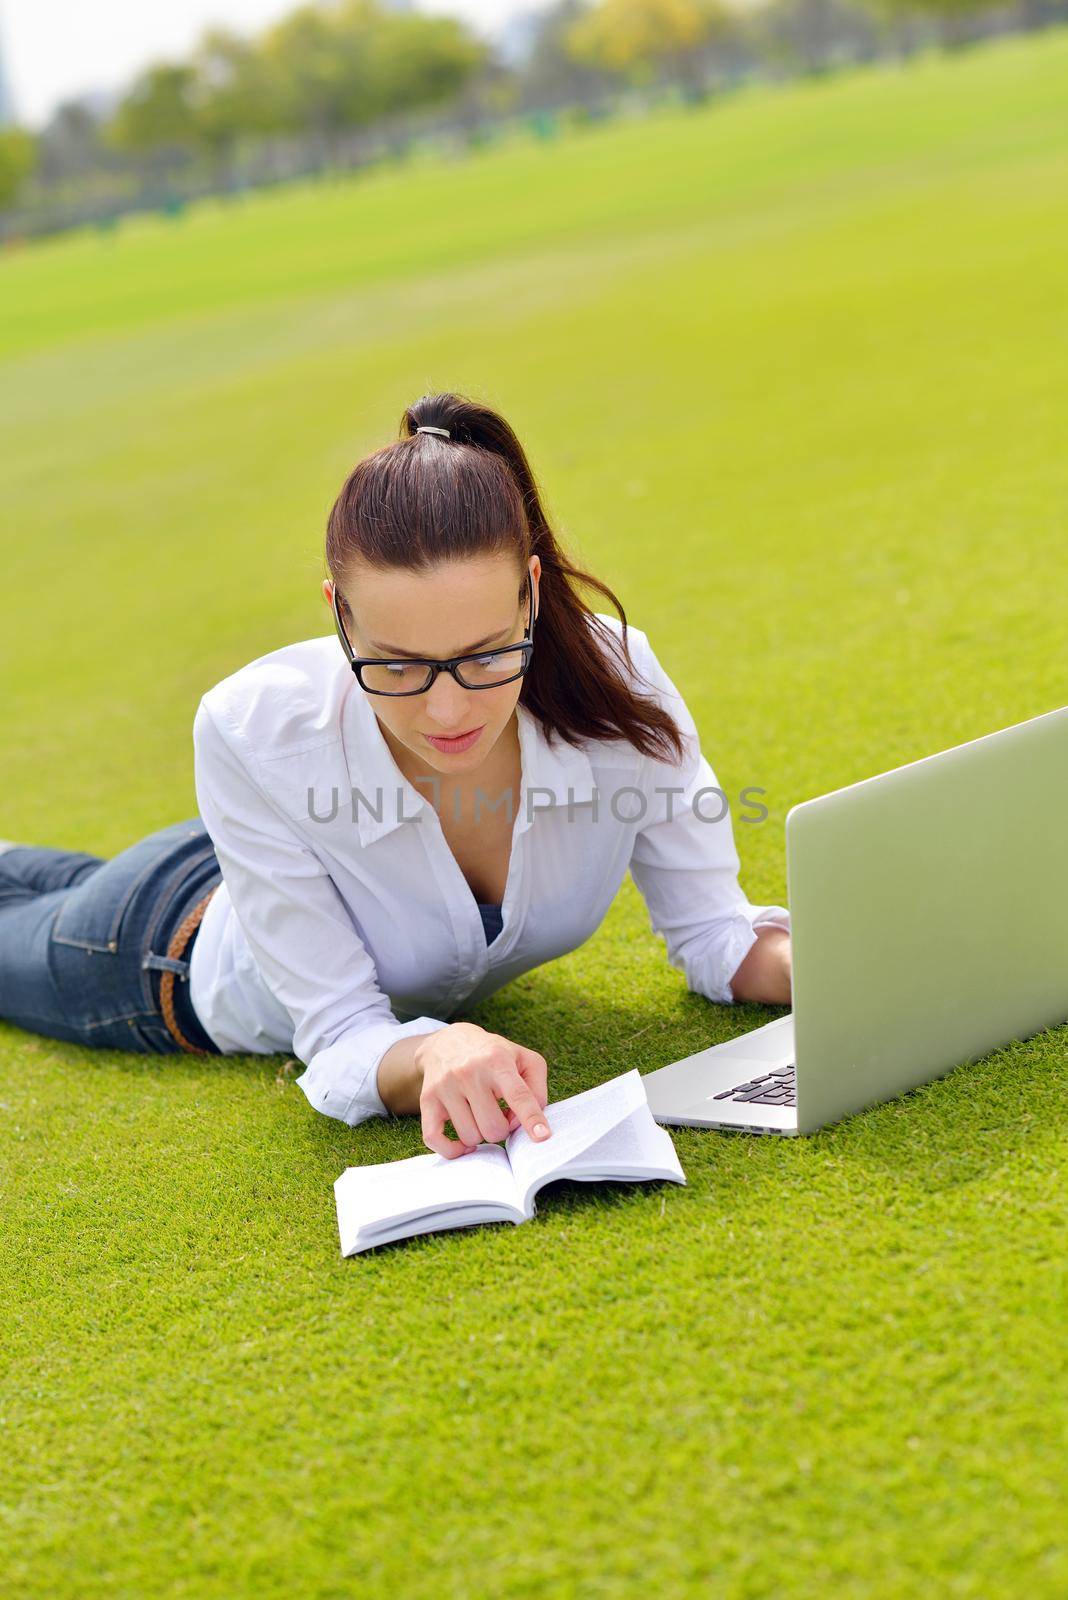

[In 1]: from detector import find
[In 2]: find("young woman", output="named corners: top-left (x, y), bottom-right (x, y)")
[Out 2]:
top-left (0, 392), bottom-right (791, 1158)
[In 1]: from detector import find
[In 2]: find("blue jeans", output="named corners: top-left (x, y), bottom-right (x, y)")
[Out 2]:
top-left (0, 817), bottom-right (225, 1055)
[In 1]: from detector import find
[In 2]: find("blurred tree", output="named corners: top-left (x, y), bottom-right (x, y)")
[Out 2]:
top-left (106, 63), bottom-right (199, 167)
top-left (0, 126), bottom-right (35, 209)
top-left (853, 0), bottom-right (1006, 48)
top-left (515, 0), bottom-right (622, 108)
top-left (564, 0), bottom-right (738, 88)
top-left (191, 27), bottom-right (280, 170)
top-left (368, 11), bottom-right (489, 118)
top-left (36, 99), bottom-right (109, 187)
top-left (260, 0), bottom-right (487, 157)
top-left (260, 3), bottom-right (368, 149)
top-left (751, 0), bottom-right (881, 70)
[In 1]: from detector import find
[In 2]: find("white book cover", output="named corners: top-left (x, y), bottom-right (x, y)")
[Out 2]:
top-left (334, 1068), bottom-right (686, 1255)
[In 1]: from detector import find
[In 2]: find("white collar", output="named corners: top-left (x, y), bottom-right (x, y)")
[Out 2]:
top-left (345, 691), bottom-right (597, 847)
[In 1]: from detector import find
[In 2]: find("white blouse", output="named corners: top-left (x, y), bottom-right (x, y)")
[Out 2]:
top-left (189, 613), bottom-right (790, 1127)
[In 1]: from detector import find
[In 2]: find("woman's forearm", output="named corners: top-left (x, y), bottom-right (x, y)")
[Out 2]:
top-left (728, 925), bottom-right (792, 1006)
top-left (376, 1034), bottom-right (429, 1115)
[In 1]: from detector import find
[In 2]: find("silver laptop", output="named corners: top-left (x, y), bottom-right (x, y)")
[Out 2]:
top-left (641, 704), bottom-right (1068, 1136)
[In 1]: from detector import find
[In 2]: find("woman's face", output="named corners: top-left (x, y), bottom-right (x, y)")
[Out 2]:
top-left (323, 552), bottom-right (540, 777)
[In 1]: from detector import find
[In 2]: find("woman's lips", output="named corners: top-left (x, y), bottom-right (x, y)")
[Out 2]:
top-left (425, 724), bottom-right (485, 753)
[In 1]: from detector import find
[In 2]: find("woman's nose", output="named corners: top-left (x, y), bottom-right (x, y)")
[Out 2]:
top-left (424, 672), bottom-right (472, 727)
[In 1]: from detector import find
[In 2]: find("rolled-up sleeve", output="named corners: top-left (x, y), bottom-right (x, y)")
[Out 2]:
top-left (625, 632), bottom-right (790, 1005)
top-left (192, 696), bottom-right (448, 1125)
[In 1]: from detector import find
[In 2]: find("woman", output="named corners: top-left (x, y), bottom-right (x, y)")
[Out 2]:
top-left (0, 391), bottom-right (791, 1158)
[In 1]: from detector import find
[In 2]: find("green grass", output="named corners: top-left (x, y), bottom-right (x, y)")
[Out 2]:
top-left (2, 27), bottom-right (1068, 1598)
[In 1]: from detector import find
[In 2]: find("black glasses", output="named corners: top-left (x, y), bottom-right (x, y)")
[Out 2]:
top-left (331, 569), bottom-right (536, 697)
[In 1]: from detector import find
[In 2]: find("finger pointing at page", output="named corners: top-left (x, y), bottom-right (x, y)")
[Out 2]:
top-left (514, 1045), bottom-right (549, 1110)
top-left (496, 1065), bottom-right (551, 1143)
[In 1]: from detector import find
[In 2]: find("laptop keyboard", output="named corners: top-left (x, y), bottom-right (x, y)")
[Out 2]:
top-left (713, 1062), bottom-right (797, 1107)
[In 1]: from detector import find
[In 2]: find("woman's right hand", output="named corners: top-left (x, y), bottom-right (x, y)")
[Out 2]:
top-left (414, 1022), bottom-right (551, 1159)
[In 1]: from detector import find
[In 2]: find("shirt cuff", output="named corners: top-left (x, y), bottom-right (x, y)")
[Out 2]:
top-left (294, 1014), bottom-right (449, 1127)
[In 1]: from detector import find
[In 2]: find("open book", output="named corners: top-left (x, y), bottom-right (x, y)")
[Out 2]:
top-left (334, 1068), bottom-right (686, 1255)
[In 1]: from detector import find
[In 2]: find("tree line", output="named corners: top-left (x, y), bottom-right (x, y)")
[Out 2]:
top-left (2, 0), bottom-right (1065, 226)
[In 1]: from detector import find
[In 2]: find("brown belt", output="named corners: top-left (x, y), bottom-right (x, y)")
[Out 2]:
top-left (159, 887), bottom-right (218, 1055)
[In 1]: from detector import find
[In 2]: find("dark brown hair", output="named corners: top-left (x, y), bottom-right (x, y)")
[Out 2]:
top-left (324, 390), bottom-right (686, 764)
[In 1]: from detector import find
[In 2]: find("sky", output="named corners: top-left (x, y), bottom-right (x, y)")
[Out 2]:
top-left (0, 0), bottom-right (531, 128)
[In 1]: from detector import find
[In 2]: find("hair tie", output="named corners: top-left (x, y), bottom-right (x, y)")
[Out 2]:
top-left (415, 425), bottom-right (450, 438)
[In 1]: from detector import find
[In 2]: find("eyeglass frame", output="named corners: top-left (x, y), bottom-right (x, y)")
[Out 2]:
top-left (330, 567), bottom-right (537, 696)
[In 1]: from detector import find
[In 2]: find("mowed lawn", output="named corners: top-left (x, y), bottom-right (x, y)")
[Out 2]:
top-left (2, 28), bottom-right (1067, 1599)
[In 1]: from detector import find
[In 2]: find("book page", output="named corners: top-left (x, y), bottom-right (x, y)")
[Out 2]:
top-left (334, 1142), bottom-right (519, 1256)
top-left (560, 1106), bottom-right (685, 1183)
top-left (565, 1108), bottom-right (650, 1167)
top-left (505, 1069), bottom-right (647, 1212)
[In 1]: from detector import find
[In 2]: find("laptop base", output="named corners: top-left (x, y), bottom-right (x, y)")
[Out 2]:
top-left (640, 1014), bottom-right (800, 1135)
